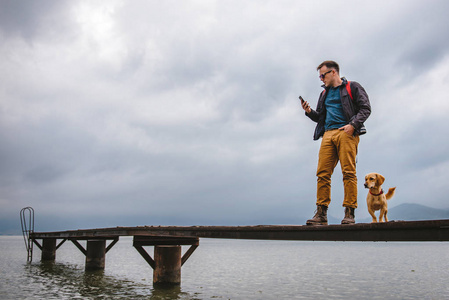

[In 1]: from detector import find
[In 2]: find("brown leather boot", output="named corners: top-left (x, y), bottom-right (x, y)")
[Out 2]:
top-left (306, 205), bottom-right (328, 225)
top-left (341, 207), bottom-right (355, 224)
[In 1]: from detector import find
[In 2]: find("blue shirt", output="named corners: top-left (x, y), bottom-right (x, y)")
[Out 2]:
top-left (324, 87), bottom-right (347, 131)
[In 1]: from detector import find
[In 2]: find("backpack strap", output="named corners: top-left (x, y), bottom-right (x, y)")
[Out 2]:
top-left (346, 81), bottom-right (353, 100)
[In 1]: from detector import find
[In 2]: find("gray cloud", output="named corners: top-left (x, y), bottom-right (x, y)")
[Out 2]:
top-left (1, 0), bottom-right (449, 232)
top-left (0, 0), bottom-right (74, 41)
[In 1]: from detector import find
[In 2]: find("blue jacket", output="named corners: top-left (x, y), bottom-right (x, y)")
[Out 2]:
top-left (306, 78), bottom-right (371, 140)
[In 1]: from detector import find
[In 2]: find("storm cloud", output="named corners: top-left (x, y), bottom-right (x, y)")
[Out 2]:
top-left (1, 0), bottom-right (449, 232)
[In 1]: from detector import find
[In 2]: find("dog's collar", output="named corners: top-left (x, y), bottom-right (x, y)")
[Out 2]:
top-left (369, 189), bottom-right (384, 196)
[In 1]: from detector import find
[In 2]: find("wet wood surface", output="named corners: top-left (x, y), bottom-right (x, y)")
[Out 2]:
top-left (31, 219), bottom-right (449, 242)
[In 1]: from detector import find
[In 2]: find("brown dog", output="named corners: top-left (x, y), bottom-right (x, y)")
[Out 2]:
top-left (364, 173), bottom-right (396, 223)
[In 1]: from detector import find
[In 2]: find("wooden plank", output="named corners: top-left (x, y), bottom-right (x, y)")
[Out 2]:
top-left (133, 245), bottom-right (155, 269)
top-left (106, 238), bottom-right (119, 253)
top-left (133, 235), bottom-right (199, 246)
top-left (181, 245), bottom-right (198, 266)
top-left (30, 219), bottom-right (449, 242)
top-left (32, 239), bottom-right (42, 250)
top-left (71, 239), bottom-right (87, 256)
top-left (56, 239), bottom-right (67, 250)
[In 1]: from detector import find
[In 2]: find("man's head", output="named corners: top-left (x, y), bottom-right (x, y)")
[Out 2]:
top-left (317, 60), bottom-right (341, 87)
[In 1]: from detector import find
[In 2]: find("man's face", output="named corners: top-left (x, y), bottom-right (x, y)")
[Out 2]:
top-left (319, 67), bottom-right (335, 87)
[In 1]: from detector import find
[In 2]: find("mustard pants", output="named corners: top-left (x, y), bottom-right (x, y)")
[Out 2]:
top-left (316, 129), bottom-right (359, 208)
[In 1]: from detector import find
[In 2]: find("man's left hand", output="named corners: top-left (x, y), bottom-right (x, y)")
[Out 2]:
top-left (339, 124), bottom-right (355, 136)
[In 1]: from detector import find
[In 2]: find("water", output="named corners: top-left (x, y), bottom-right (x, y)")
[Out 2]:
top-left (1, 236), bottom-right (448, 299)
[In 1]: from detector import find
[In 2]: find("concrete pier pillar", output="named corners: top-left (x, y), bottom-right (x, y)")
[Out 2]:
top-left (41, 238), bottom-right (56, 261)
top-left (153, 245), bottom-right (181, 285)
top-left (85, 240), bottom-right (106, 271)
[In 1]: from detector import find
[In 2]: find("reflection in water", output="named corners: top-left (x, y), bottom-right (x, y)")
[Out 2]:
top-left (150, 285), bottom-right (201, 300)
top-left (9, 238), bottom-right (448, 299)
top-left (22, 261), bottom-right (199, 299)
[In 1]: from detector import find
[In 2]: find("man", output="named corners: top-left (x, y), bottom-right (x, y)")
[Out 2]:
top-left (301, 60), bottom-right (371, 225)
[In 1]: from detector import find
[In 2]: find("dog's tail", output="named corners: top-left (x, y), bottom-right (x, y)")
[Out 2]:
top-left (385, 187), bottom-right (396, 200)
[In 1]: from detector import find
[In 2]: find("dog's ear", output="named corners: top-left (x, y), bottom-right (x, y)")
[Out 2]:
top-left (376, 174), bottom-right (385, 186)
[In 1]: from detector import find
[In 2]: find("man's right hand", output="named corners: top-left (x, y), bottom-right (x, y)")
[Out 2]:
top-left (301, 100), bottom-right (311, 114)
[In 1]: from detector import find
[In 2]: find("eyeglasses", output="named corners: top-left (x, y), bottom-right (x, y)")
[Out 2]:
top-left (319, 70), bottom-right (333, 80)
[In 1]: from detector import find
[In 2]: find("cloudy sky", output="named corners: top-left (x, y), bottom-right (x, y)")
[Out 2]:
top-left (1, 0), bottom-right (449, 232)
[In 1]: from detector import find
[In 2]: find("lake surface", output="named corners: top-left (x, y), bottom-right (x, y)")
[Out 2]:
top-left (1, 236), bottom-right (448, 299)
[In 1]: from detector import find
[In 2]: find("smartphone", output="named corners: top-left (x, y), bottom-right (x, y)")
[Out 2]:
top-left (299, 96), bottom-right (305, 105)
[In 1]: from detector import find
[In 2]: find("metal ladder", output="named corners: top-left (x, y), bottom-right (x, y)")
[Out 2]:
top-left (20, 207), bottom-right (34, 262)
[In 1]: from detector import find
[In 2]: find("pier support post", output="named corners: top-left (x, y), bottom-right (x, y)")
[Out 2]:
top-left (85, 240), bottom-right (106, 270)
top-left (41, 238), bottom-right (56, 261)
top-left (153, 245), bottom-right (182, 285)
top-left (133, 236), bottom-right (199, 286)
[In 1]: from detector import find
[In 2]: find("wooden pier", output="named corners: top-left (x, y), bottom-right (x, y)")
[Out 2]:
top-left (29, 219), bottom-right (449, 285)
